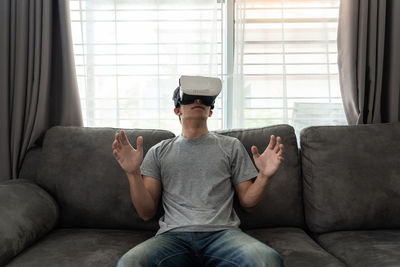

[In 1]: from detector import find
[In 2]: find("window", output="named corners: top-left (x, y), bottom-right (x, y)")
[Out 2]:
top-left (70, 0), bottom-right (223, 134)
top-left (233, 0), bottom-right (346, 134)
top-left (70, 0), bottom-right (346, 135)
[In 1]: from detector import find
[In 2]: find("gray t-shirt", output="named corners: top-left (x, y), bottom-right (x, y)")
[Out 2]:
top-left (140, 132), bottom-right (259, 235)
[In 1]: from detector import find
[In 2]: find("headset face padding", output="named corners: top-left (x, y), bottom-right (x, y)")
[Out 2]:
top-left (180, 94), bottom-right (216, 106)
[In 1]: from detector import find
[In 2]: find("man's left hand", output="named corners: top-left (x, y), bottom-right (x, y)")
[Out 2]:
top-left (251, 135), bottom-right (284, 179)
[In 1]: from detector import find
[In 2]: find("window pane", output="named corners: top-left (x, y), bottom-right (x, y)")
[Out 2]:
top-left (234, 0), bottom-right (346, 136)
top-left (70, 0), bottom-right (223, 134)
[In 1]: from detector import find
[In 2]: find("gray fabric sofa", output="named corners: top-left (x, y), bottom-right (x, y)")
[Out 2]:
top-left (1, 123), bottom-right (400, 267)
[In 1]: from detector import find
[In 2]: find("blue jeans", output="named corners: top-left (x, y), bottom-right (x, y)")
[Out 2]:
top-left (117, 229), bottom-right (284, 267)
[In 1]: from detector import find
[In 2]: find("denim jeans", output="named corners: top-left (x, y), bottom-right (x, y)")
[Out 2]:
top-left (117, 229), bottom-right (284, 267)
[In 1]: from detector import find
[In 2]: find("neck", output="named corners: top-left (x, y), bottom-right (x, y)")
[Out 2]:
top-left (181, 119), bottom-right (209, 138)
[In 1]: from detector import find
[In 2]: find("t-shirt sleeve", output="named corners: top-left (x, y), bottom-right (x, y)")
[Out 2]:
top-left (230, 139), bottom-right (259, 185)
top-left (140, 145), bottom-right (161, 180)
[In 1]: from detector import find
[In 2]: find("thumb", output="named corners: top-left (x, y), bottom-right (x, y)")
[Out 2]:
top-left (251, 145), bottom-right (260, 158)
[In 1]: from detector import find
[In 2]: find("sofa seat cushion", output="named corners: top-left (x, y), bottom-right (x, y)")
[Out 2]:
top-left (315, 230), bottom-right (400, 267)
top-left (6, 228), bottom-right (155, 267)
top-left (245, 227), bottom-right (346, 267)
top-left (0, 180), bottom-right (59, 266)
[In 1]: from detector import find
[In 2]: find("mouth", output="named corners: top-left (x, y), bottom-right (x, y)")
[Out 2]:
top-left (192, 105), bottom-right (205, 110)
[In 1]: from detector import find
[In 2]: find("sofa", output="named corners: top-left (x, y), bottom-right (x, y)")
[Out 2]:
top-left (1, 123), bottom-right (400, 267)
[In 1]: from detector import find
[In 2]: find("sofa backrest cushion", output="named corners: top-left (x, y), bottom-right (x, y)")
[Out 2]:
top-left (301, 123), bottom-right (400, 234)
top-left (19, 146), bottom-right (42, 180)
top-left (36, 126), bottom-right (175, 230)
top-left (216, 124), bottom-right (305, 229)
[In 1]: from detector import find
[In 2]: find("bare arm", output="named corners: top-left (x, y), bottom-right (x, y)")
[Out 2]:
top-left (112, 130), bottom-right (161, 221)
top-left (126, 173), bottom-right (161, 221)
top-left (235, 135), bottom-right (284, 213)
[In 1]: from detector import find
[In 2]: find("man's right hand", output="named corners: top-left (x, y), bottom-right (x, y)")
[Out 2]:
top-left (112, 130), bottom-right (143, 175)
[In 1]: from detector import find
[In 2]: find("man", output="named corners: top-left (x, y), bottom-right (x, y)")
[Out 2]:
top-left (113, 76), bottom-right (284, 266)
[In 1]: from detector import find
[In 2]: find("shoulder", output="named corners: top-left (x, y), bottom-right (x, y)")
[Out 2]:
top-left (209, 133), bottom-right (244, 157)
top-left (146, 136), bottom-right (179, 156)
top-left (210, 132), bottom-right (242, 147)
top-left (151, 136), bottom-right (179, 149)
top-left (210, 132), bottom-right (239, 143)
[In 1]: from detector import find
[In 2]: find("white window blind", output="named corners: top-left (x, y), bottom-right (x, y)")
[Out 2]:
top-left (69, 0), bottom-right (223, 134)
top-left (233, 0), bottom-right (346, 134)
top-left (70, 0), bottom-right (346, 134)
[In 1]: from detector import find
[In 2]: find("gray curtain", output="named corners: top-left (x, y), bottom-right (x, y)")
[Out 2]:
top-left (0, 0), bottom-right (83, 181)
top-left (337, 0), bottom-right (400, 124)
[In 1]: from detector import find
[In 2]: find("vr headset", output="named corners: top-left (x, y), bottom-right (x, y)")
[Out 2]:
top-left (173, 75), bottom-right (222, 109)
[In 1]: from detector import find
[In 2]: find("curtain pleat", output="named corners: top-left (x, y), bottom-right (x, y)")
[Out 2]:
top-left (338, 0), bottom-right (400, 124)
top-left (0, 0), bottom-right (83, 181)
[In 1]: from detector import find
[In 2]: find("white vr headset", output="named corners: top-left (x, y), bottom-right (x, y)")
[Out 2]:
top-left (173, 75), bottom-right (222, 109)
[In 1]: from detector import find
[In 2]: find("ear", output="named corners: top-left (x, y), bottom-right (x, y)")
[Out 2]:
top-left (209, 109), bottom-right (213, 117)
top-left (174, 107), bottom-right (181, 116)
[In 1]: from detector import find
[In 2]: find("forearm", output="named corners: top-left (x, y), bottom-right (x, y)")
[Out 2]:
top-left (126, 171), bottom-right (158, 221)
top-left (240, 173), bottom-right (270, 211)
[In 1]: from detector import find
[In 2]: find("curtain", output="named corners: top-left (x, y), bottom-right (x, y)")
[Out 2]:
top-left (0, 0), bottom-right (83, 181)
top-left (338, 0), bottom-right (400, 124)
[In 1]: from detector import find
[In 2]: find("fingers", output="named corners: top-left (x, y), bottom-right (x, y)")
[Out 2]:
top-left (269, 136), bottom-right (284, 155)
top-left (274, 136), bottom-right (281, 153)
top-left (136, 136), bottom-right (143, 152)
top-left (112, 132), bottom-right (120, 160)
top-left (114, 132), bottom-right (120, 145)
top-left (113, 133), bottom-right (121, 150)
top-left (114, 130), bottom-right (133, 147)
top-left (112, 130), bottom-right (143, 155)
top-left (277, 144), bottom-right (284, 156)
top-left (251, 145), bottom-right (260, 158)
top-left (276, 137), bottom-right (284, 162)
top-left (113, 149), bottom-right (119, 161)
top-left (267, 135), bottom-right (275, 149)
top-left (120, 130), bottom-right (131, 146)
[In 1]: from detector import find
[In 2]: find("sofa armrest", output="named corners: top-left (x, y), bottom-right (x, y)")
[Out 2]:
top-left (0, 179), bottom-right (59, 266)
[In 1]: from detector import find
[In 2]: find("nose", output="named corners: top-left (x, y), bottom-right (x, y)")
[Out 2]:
top-left (194, 99), bottom-right (202, 104)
